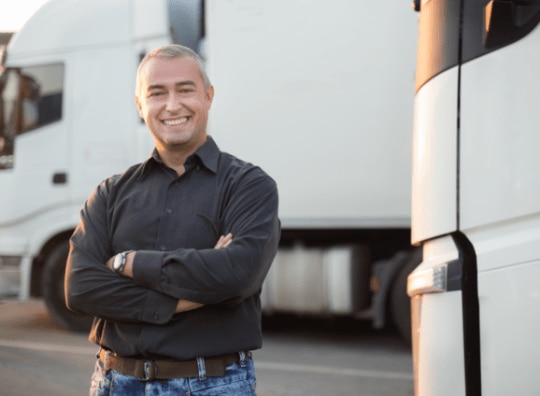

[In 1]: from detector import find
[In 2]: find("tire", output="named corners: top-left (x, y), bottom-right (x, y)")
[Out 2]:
top-left (42, 240), bottom-right (93, 332)
top-left (389, 248), bottom-right (422, 344)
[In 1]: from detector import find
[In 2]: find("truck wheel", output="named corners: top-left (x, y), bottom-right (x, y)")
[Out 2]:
top-left (390, 248), bottom-right (422, 344)
top-left (42, 240), bottom-right (93, 332)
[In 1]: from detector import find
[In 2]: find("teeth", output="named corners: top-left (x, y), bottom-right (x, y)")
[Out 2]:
top-left (163, 117), bottom-right (188, 126)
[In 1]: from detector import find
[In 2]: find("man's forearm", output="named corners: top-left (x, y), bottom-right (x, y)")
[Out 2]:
top-left (105, 252), bottom-right (204, 313)
top-left (106, 234), bottom-right (233, 276)
top-left (105, 234), bottom-right (234, 313)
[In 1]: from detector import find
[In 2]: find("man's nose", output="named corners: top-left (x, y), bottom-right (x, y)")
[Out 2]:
top-left (165, 92), bottom-right (183, 112)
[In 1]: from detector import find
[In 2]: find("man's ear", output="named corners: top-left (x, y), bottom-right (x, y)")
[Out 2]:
top-left (206, 85), bottom-right (215, 108)
top-left (135, 96), bottom-right (144, 119)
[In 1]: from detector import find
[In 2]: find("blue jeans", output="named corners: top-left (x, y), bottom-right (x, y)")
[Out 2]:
top-left (89, 354), bottom-right (257, 396)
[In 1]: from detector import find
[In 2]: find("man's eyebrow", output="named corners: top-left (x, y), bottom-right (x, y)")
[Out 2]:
top-left (175, 80), bottom-right (196, 87)
top-left (147, 81), bottom-right (196, 91)
top-left (147, 84), bottom-right (166, 91)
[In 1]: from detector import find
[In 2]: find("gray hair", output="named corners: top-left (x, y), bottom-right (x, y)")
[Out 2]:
top-left (135, 44), bottom-right (211, 98)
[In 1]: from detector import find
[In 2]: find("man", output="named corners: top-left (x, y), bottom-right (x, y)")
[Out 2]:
top-left (65, 44), bottom-right (280, 395)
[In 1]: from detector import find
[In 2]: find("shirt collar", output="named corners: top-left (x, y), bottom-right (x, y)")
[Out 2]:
top-left (193, 136), bottom-right (219, 174)
top-left (141, 136), bottom-right (220, 176)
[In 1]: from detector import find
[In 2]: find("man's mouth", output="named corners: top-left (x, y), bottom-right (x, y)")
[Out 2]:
top-left (162, 117), bottom-right (189, 126)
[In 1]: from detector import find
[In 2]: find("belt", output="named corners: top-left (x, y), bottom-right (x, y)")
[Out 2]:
top-left (99, 349), bottom-right (250, 381)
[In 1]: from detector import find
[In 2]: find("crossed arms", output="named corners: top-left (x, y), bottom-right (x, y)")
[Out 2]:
top-left (65, 168), bottom-right (280, 325)
top-left (104, 233), bottom-right (233, 313)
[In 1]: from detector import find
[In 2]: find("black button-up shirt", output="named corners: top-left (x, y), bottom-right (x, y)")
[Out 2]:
top-left (66, 137), bottom-right (280, 360)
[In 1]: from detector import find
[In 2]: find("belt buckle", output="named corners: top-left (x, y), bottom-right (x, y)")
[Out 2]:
top-left (141, 360), bottom-right (157, 382)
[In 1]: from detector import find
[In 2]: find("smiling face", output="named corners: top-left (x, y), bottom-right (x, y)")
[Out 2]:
top-left (136, 55), bottom-right (214, 157)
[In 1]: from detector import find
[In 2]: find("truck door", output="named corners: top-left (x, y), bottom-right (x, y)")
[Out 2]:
top-left (0, 63), bottom-right (68, 226)
top-left (408, 1), bottom-right (540, 395)
top-left (459, 1), bottom-right (540, 395)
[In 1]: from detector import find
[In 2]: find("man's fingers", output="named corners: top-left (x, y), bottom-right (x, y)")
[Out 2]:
top-left (219, 233), bottom-right (233, 247)
top-left (222, 233), bottom-right (233, 246)
top-left (214, 233), bottom-right (233, 249)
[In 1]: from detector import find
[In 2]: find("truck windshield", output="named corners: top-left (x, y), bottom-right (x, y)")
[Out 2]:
top-left (0, 64), bottom-right (64, 169)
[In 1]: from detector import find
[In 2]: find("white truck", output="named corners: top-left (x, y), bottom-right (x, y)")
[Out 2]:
top-left (0, 0), bottom-right (419, 339)
top-left (407, 0), bottom-right (540, 394)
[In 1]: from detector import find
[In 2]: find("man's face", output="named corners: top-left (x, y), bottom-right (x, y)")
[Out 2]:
top-left (136, 56), bottom-right (214, 153)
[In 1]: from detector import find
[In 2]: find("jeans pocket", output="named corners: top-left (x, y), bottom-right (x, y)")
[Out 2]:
top-left (89, 360), bottom-right (111, 396)
top-left (190, 360), bottom-right (257, 395)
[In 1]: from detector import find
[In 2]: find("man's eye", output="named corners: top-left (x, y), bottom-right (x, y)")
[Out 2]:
top-left (179, 89), bottom-right (194, 94)
top-left (148, 91), bottom-right (164, 97)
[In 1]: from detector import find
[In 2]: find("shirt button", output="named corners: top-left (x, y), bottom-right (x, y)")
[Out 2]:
top-left (166, 208), bottom-right (173, 214)
top-left (154, 312), bottom-right (159, 320)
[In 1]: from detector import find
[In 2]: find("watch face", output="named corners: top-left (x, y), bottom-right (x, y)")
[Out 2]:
top-left (113, 254), bottom-right (122, 271)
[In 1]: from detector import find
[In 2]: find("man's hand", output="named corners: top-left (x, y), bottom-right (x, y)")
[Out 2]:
top-left (215, 233), bottom-right (233, 249)
top-left (175, 300), bottom-right (204, 313)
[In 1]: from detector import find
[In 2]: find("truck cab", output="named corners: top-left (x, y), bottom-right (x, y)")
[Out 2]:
top-left (408, 1), bottom-right (540, 394)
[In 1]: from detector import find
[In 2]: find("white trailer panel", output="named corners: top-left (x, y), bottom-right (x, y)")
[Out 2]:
top-left (206, 0), bottom-right (417, 228)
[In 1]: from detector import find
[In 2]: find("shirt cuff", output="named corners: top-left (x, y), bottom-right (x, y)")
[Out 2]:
top-left (139, 289), bottom-right (177, 324)
top-left (132, 250), bottom-right (164, 289)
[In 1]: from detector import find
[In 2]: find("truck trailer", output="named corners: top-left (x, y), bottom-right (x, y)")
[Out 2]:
top-left (0, 0), bottom-right (419, 340)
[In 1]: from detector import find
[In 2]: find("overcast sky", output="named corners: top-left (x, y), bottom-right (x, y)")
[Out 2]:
top-left (0, 0), bottom-right (49, 32)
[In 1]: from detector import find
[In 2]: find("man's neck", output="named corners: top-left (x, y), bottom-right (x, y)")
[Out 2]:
top-left (157, 137), bottom-right (207, 176)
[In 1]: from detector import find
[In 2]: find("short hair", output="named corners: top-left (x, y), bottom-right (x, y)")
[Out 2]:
top-left (135, 44), bottom-right (211, 98)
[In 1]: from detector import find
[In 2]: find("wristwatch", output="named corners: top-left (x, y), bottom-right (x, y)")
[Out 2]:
top-left (112, 251), bottom-right (132, 274)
